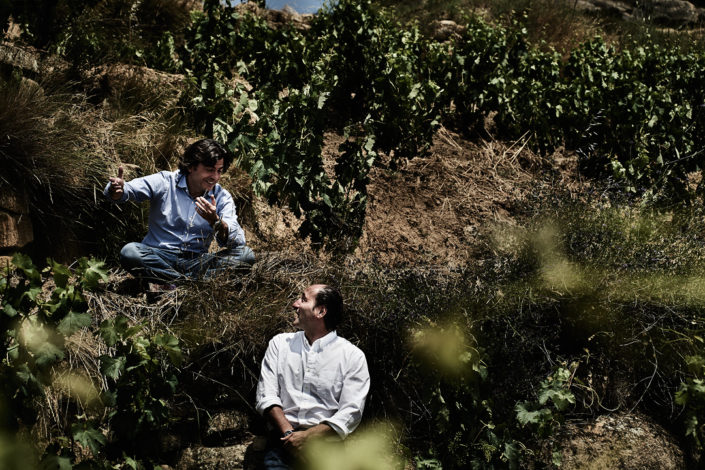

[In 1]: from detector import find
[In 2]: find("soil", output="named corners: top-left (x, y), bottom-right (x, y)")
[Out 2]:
top-left (246, 126), bottom-right (588, 267)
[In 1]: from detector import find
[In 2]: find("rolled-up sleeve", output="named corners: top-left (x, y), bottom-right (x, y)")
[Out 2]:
top-left (322, 349), bottom-right (370, 439)
top-left (215, 188), bottom-right (246, 247)
top-left (256, 336), bottom-right (283, 415)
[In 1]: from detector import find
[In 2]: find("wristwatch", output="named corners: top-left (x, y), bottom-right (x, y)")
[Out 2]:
top-left (212, 217), bottom-right (223, 231)
top-left (282, 429), bottom-right (294, 438)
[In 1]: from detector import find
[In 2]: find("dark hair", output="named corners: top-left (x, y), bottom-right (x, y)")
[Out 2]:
top-left (178, 139), bottom-right (234, 174)
top-left (314, 285), bottom-right (343, 331)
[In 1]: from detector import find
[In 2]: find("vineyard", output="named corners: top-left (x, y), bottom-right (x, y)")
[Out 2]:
top-left (1, 0), bottom-right (705, 468)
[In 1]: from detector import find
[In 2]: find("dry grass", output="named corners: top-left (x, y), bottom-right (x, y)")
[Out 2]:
top-left (0, 66), bottom-right (195, 262)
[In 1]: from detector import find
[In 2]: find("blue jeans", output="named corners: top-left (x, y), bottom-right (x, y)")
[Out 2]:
top-left (119, 242), bottom-right (255, 282)
top-left (263, 445), bottom-right (293, 470)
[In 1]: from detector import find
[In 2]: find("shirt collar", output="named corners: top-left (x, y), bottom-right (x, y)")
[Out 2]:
top-left (176, 171), bottom-right (188, 189)
top-left (301, 330), bottom-right (338, 351)
top-left (317, 330), bottom-right (338, 349)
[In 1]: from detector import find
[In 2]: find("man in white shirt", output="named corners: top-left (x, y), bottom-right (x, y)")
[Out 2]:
top-left (255, 284), bottom-right (370, 469)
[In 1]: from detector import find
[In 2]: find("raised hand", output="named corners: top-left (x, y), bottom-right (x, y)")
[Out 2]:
top-left (108, 166), bottom-right (125, 200)
top-left (195, 195), bottom-right (219, 225)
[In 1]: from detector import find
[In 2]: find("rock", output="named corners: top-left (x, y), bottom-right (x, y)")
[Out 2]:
top-left (176, 439), bottom-right (258, 470)
top-left (648, 0), bottom-right (700, 26)
top-left (574, 0), bottom-right (634, 19)
top-left (159, 433), bottom-right (183, 455)
top-left (0, 41), bottom-right (68, 75)
top-left (3, 19), bottom-right (21, 41)
top-left (548, 412), bottom-right (685, 469)
top-left (0, 186), bottom-right (29, 214)
top-left (574, 0), bottom-right (604, 13)
top-left (204, 411), bottom-right (249, 445)
top-left (430, 20), bottom-right (466, 41)
top-left (0, 186), bottom-right (33, 250)
top-left (0, 212), bottom-right (33, 249)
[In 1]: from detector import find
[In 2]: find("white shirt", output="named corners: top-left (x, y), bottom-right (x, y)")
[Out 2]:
top-left (255, 330), bottom-right (370, 439)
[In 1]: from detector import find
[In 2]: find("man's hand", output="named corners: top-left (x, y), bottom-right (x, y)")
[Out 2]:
top-left (195, 195), bottom-right (218, 225)
top-left (281, 429), bottom-right (307, 454)
top-left (108, 166), bottom-right (125, 201)
top-left (281, 424), bottom-right (335, 456)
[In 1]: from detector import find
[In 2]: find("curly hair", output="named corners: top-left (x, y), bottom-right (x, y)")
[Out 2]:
top-left (178, 139), bottom-right (234, 174)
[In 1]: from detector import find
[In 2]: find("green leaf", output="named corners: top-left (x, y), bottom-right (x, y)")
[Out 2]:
top-left (123, 456), bottom-right (139, 470)
top-left (50, 260), bottom-right (71, 289)
top-left (34, 340), bottom-right (65, 367)
top-left (503, 442), bottom-right (520, 469)
top-left (57, 311), bottom-right (91, 336)
top-left (16, 364), bottom-right (42, 389)
top-left (99, 320), bottom-right (119, 347)
top-left (684, 414), bottom-right (699, 439)
top-left (101, 390), bottom-right (116, 407)
top-left (100, 316), bottom-right (133, 346)
top-left (71, 422), bottom-right (106, 455)
top-left (685, 355), bottom-right (705, 375)
top-left (40, 455), bottom-right (73, 470)
top-left (21, 287), bottom-right (42, 303)
top-left (2, 302), bottom-right (18, 318)
top-left (100, 355), bottom-right (126, 380)
top-left (153, 333), bottom-right (183, 366)
top-left (321, 193), bottom-right (333, 208)
top-left (12, 253), bottom-right (41, 285)
top-left (538, 383), bottom-right (575, 411)
top-left (78, 258), bottom-right (109, 290)
top-left (317, 92), bottom-right (329, 109)
top-left (515, 402), bottom-right (552, 426)
top-left (24, 321), bottom-right (65, 367)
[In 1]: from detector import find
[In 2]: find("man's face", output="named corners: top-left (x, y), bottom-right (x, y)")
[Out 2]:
top-left (187, 158), bottom-right (224, 195)
top-left (292, 285), bottom-right (324, 329)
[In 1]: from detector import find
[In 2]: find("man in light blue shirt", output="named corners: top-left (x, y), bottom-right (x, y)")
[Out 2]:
top-left (104, 139), bottom-right (255, 284)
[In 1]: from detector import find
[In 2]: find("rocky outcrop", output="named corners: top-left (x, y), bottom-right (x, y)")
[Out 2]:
top-left (0, 186), bottom-right (33, 253)
top-left (175, 410), bottom-right (264, 470)
top-left (0, 41), bottom-right (68, 76)
top-left (430, 20), bottom-right (467, 41)
top-left (574, 0), bottom-right (705, 27)
top-left (647, 0), bottom-right (701, 25)
top-left (575, 0), bottom-right (632, 19)
top-left (548, 412), bottom-right (685, 469)
top-left (203, 411), bottom-right (250, 446)
top-left (176, 441), bottom-right (255, 470)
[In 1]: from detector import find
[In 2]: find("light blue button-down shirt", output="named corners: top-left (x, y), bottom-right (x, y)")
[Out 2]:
top-left (104, 170), bottom-right (246, 253)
